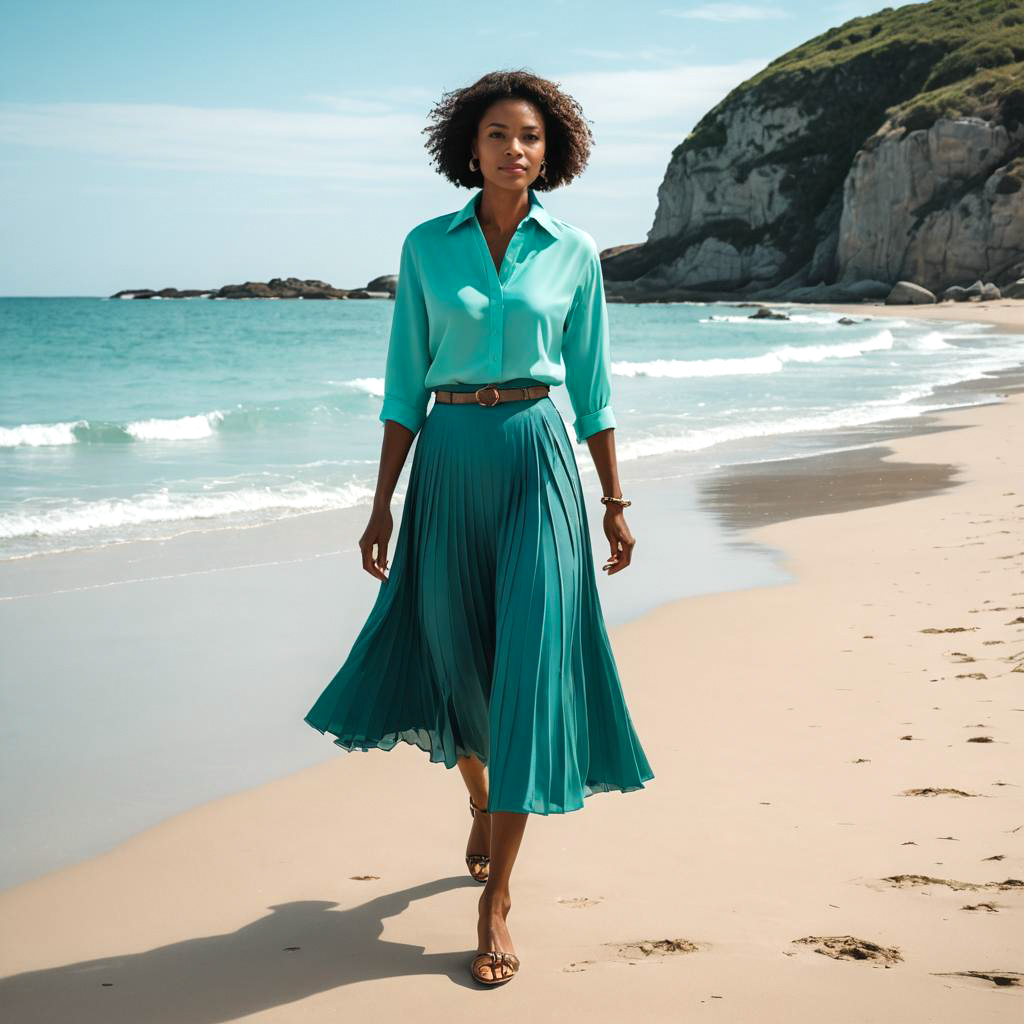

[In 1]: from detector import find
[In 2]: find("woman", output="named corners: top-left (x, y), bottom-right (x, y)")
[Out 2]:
top-left (303, 68), bottom-right (654, 986)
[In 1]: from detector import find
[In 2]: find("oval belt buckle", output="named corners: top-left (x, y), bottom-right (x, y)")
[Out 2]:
top-left (474, 384), bottom-right (501, 407)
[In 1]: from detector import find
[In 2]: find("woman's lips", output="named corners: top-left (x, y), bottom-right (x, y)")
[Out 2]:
top-left (500, 166), bottom-right (527, 174)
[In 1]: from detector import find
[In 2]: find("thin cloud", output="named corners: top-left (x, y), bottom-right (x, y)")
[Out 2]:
top-left (662, 4), bottom-right (792, 21)
top-left (0, 61), bottom-right (767, 181)
top-left (300, 95), bottom-right (407, 116)
top-left (0, 101), bottom-right (428, 179)
top-left (305, 85), bottom-right (437, 112)
top-left (571, 45), bottom-right (697, 61)
top-left (558, 59), bottom-right (770, 125)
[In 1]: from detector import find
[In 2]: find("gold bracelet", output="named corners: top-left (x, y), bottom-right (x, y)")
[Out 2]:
top-left (600, 495), bottom-right (632, 508)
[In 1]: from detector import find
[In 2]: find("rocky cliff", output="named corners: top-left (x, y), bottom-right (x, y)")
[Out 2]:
top-left (603, 0), bottom-right (1024, 302)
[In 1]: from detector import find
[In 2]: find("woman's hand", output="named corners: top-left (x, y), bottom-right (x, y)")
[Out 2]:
top-left (601, 507), bottom-right (635, 575)
top-left (359, 504), bottom-right (394, 581)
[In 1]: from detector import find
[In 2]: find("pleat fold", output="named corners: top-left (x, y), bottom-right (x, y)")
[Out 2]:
top-left (303, 381), bottom-right (654, 813)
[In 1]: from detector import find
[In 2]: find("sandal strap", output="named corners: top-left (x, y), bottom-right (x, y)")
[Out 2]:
top-left (472, 950), bottom-right (520, 970)
top-left (465, 854), bottom-right (490, 865)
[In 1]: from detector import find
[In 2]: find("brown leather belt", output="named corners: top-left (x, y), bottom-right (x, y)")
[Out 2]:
top-left (432, 383), bottom-right (550, 407)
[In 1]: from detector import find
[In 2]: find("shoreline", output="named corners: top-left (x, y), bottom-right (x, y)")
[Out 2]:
top-left (801, 297), bottom-right (1024, 336)
top-left (1, 309), bottom-right (1022, 1015)
top-left (689, 297), bottom-right (1024, 528)
top-left (696, 362), bottom-right (1024, 530)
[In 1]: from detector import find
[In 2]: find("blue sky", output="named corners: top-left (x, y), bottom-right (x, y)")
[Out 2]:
top-left (1, 0), bottom-right (885, 295)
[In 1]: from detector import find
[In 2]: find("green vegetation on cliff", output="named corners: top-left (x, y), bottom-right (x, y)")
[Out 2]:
top-left (685, 0), bottom-right (1024, 152)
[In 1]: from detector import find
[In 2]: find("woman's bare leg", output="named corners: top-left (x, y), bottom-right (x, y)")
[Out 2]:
top-left (456, 755), bottom-right (490, 870)
top-left (475, 810), bottom-right (527, 980)
top-left (456, 753), bottom-right (488, 805)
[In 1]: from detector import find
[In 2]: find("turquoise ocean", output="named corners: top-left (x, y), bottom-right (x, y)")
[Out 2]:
top-left (2, 296), bottom-right (1023, 562)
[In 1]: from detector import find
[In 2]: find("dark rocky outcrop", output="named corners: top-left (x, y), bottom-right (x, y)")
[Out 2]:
top-left (110, 276), bottom-right (395, 300)
top-left (365, 274), bottom-right (397, 293)
top-left (602, 0), bottom-right (1024, 304)
top-left (109, 287), bottom-right (213, 300)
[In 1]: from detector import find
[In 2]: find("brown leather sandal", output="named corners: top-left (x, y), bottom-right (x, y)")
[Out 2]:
top-left (470, 949), bottom-right (521, 985)
top-left (465, 795), bottom-right (490, 884)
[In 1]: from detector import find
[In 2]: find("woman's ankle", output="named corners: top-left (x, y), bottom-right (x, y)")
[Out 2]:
top-left (479, 888), bottom-right (511, 914)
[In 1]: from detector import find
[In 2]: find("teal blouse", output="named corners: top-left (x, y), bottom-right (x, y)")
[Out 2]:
top-left (378, 186), bottom-right (617, 444)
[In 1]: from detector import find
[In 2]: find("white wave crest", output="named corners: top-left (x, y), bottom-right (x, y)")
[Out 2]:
top-left (124, 410), bottom-right (225, 441)
top-left (613, 397), bottom-right (944, 463)
top-left (0, 420), bottom-right (87, 448)
top-left (328, 376), bottom-right (386, 396)
top-left (702, 312), bottom-right (858, 325)
top-left (903, 331), bottom-right (952, 351)
top-left (612, 331), bottom-right (895, 379)
top-left (0, 480), bottom-right (377, 541)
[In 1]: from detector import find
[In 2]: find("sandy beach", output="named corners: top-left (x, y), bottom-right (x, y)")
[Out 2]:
top-left (1, 299), bottom-right (1022, 1020)
top-left (801, 298), bottom-right (1024, 335)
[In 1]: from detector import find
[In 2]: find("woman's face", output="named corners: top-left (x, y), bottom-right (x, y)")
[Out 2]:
top-left (471, 98), bottom-right (546, 193)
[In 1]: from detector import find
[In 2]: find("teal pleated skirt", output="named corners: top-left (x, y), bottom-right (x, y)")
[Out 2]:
top-left (303, 377), bottom-right (654, 814)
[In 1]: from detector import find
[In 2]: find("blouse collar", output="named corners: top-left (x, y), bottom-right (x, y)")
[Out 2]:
top-left (445, 186), bottom-right (561, 238)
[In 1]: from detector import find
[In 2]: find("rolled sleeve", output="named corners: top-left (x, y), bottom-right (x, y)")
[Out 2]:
top-left (562, 242), bottom-right (616, 443)
top-left (379, 232), bottom-right (431, 437)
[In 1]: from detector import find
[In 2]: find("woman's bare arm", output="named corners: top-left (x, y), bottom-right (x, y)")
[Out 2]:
top-left (585, 427), bottom-right (635, 575)
top-left (359, 420), bottom-right (416, 581)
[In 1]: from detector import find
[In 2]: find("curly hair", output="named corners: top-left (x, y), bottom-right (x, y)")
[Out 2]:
top-left (422, 68), bottom-right (594, 191)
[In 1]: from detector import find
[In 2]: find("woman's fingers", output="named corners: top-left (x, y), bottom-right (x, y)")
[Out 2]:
top-left (360, 531), bottom-right (390, 581)
top-left (358, 508), bottom-right (394, 581)
top-left (603, 521), bottom-right (635, 575)
top-left (375, 538), bottom-right (390, 576)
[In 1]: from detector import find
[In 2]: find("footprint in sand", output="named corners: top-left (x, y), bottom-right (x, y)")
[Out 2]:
top-left (564, 938), bottom-right (700, 972)
top-left (606, 938), bottom-right (700, 963)
top-left (900, 787), bottom-right (978, 797)
top-left (557, 896), bottom-right (603, 909)
top-left (880, 874), bottom-right (1023, 893)
top-left (790, 935), bottom-right (902, 965)
top-left (932, 970), bottom-right (1022, 988)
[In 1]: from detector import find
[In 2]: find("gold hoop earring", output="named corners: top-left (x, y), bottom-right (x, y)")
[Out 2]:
top-left (469, 156), bottom-right (479, 172)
